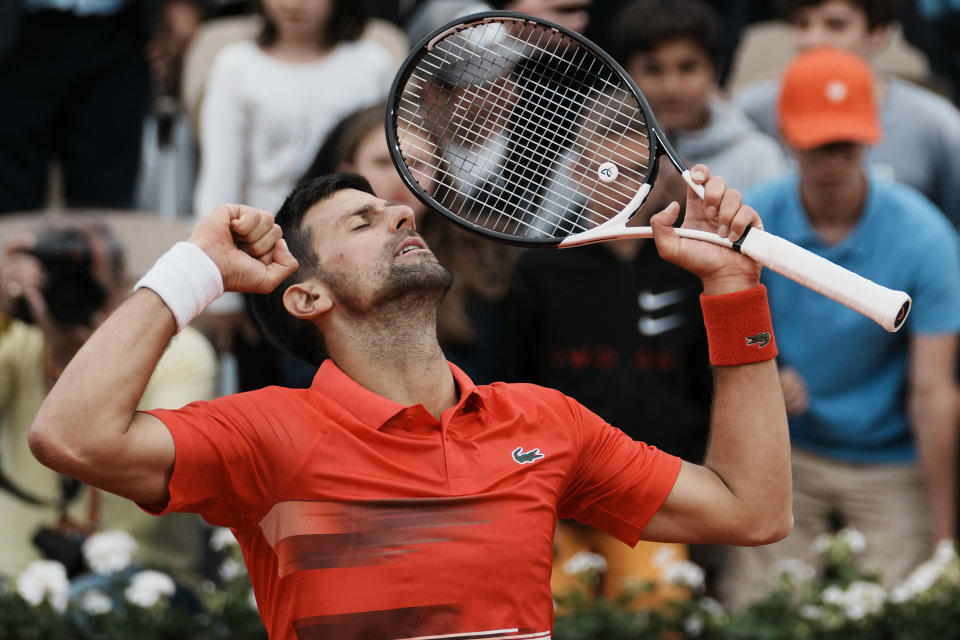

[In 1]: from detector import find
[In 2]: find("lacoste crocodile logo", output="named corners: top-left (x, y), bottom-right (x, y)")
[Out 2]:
top-left (746, 332), bottom-right (771, 348)
top-left (512, 446), bottom-right (545, 464)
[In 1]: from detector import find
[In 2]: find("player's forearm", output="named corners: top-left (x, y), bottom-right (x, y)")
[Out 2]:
top-left (29, 290), bottom-right (177, 477)
top-left (703, 358), bottom-right (793, 544)
top-left (911, 383), bottom-right (957, 541)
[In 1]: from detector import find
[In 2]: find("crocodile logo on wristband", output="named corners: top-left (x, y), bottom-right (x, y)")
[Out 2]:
top-left (746, 331), bottom-right (772, 348)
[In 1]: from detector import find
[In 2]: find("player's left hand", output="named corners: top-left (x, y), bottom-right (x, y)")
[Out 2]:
top-left (650, 164), bottom-right (762, 295)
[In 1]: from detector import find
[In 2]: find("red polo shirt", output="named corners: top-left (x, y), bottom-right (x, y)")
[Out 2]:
top-left (146, 360), bottom-right (681, 640)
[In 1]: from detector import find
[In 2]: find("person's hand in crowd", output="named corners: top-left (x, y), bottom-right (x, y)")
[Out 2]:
top-left (778, 366), bottom-right (809, 415)
top-left (146, 0), bottom-right (203, 94)
top-left (1, 233), bottom-right (98, 381)
top-left (504, 0), bottom-right (591, 33)
top-left (0, 232), bottom-right (42, 317)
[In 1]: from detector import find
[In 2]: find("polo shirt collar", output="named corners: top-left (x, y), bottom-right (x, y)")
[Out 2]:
top-left (311, 359), bottom-right (485, 429)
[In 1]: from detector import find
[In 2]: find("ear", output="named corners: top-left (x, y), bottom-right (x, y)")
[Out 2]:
top-left (283, 279), bottom-right (332, 319)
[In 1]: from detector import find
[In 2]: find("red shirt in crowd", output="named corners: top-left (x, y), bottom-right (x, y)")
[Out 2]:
top-left (146, 360), bottom-right (681, 640)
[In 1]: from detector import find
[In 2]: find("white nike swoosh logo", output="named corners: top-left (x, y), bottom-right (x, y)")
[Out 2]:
top-left (638, 289), bottom-right (685, 312)
top-left (638, 314), bottom-right (685, 336)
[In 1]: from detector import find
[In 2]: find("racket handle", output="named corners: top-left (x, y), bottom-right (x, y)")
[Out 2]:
top-left (736, 227), bottom-right (911, 332)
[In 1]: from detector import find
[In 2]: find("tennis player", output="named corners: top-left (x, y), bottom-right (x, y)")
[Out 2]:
top-left (28, 167), bottom-right (791, 639)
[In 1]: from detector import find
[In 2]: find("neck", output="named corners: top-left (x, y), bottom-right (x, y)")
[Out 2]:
top-left (799, 172), bottom-right (867, 245)
top-left (323, 301), bottom-right (458, 419)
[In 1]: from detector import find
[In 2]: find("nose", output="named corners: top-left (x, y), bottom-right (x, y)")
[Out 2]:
top-left (796, 24), bottom-right (825, 50)
top-left (389, 203), bottom-right (417, 231)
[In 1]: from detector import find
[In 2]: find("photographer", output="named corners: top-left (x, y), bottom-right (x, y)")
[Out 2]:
top-left (0, 215), bottom-right (217, 581)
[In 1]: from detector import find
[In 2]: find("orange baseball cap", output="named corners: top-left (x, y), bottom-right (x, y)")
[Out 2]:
top-left (777, 46), bottom-right (881, 150)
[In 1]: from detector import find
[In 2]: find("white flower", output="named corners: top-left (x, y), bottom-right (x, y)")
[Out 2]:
top-left (562, 551), bottom-right (607, 576)
top-left (218, 558), bottom-right (245, 582)
top-left (800, 604), bottom-right (824, 620)
top-left (651, 546), bottom-right (681, 568)
top-left (210, 527), bottom-right (238, 552)
top-left (83, 530), bottom-right (137, 575)
top-left (683, 614), bottom-right (704, 636)
top-left (15, 560), bottom-right (69, 613)
top-left (844, 581), bottom-right (886, 618)
top-left (663, 560), bottom-right (705, 590)
top-left (890, 556), bottom-right (945, 602)
top-left (822, 585), bottom-right (845, 606)
top-left (768, 557), bottom-right (816, 584)
top-left (812, 534), bottom-right (832, 555)
top-left (837, 528), bottom-right (867, 554)
top-left (933, 539), bottom-right (957, 566)
top-left (699, 596), bottom-right (726, 620)
top-left (822, 581), bottom-right (886, 620)
top-left (124, 570), bottom-right (176, 608)
top-left (79, 589), bottom-right (113, 615)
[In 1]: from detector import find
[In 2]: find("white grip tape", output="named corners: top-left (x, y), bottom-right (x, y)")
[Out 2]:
top-left (739, 228), bottom-right (911, 332)
top-left (135, 242), bottom-right (225, 332)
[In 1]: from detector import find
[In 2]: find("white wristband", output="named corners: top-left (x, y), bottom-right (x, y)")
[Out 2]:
top-left (135, 242), bottom-right (224, 332)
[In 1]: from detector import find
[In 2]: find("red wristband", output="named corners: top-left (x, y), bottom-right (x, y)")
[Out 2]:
top-left (700, 285), bottom-right (778, 366)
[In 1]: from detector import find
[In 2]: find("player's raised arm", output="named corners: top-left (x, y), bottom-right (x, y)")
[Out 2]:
top-left (641, 165), bottom-right (793, 546)
top-left (28, 205), bottom-right (297, 509)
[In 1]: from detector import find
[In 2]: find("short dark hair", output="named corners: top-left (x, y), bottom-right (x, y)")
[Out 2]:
top-left (610, 0), bottom-right (726, 74)
top-left (247, 172), bottom-right (375, 366)
top-left (777, 0), bottom-right (900, 30)
top-left (257, 0), bottom-right (368, 49)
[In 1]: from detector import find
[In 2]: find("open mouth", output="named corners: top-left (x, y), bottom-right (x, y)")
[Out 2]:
top-left (395, 236), bottom-right (428, 257)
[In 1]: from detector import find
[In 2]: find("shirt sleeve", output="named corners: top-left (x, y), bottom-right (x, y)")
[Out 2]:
top-left (907, 205), bottom-right (960, 334)
top-left (557, 397), bottom-right (682, 546)
top-left (143, 390), bottom-right (317, 528)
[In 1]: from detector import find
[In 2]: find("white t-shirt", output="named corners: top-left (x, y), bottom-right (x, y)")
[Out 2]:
top-left (193, 38), bottom-right (396, 217)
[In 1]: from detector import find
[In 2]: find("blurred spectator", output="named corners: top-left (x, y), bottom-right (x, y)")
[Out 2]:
top-left (303, 103), bottom-right (432, 224)
top-left (603, 0), bottom-right (787, 595)
top-left (192, 0), bottom-right (395, 216)
top-left (496, 171), bottom-right (706, 604)
top-left (610, 0), bottom-right (788, 188)
top-left (192, 0), bottom-right (396, 391)
top-left (721, 47), bottom-right (960, 609)
top-left (0, 0), bottom-right (203, 213)
top-left (404, 0), bottom-right (591, 46)
top-left (0, 215), bottom-right (217, 582)
top-left (301, 103), bottom-right (519, 383)
top-left (900, 0), bottom-right (960, 103)
top-left (733, 0), bottom-right (960, 229)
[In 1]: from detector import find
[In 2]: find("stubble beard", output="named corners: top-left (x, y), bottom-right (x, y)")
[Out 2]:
top-left (328, 256), bottom-right (453, 318)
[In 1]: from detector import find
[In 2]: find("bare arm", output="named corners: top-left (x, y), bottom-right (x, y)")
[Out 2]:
top-left (909, 333), bottom-right (958, 542)
top-left (29, 205), bottom-right (297, 510)
top-left (640, 166), bottom-right (793, 546)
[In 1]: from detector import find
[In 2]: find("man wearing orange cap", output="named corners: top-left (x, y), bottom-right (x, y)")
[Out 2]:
top-left (734, 0), bottom-right (960, 230)
top-left (719, 46), bottom-right (960, 610)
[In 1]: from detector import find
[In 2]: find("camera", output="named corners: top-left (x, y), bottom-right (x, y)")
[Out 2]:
top-left (11, 228), bottom-right (108, 327)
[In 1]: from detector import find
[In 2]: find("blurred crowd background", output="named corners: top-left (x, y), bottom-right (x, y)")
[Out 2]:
top-left (1, 0), bottom-right (960, 617)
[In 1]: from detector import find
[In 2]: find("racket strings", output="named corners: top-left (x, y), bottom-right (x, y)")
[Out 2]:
top-left (395, 18), bottom-right (655, 238)
top-left (404, 40), bottom-right (650, 208)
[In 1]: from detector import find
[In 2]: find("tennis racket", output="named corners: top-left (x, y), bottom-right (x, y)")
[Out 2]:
top-left (385, 11), bottom-right (911, 332)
